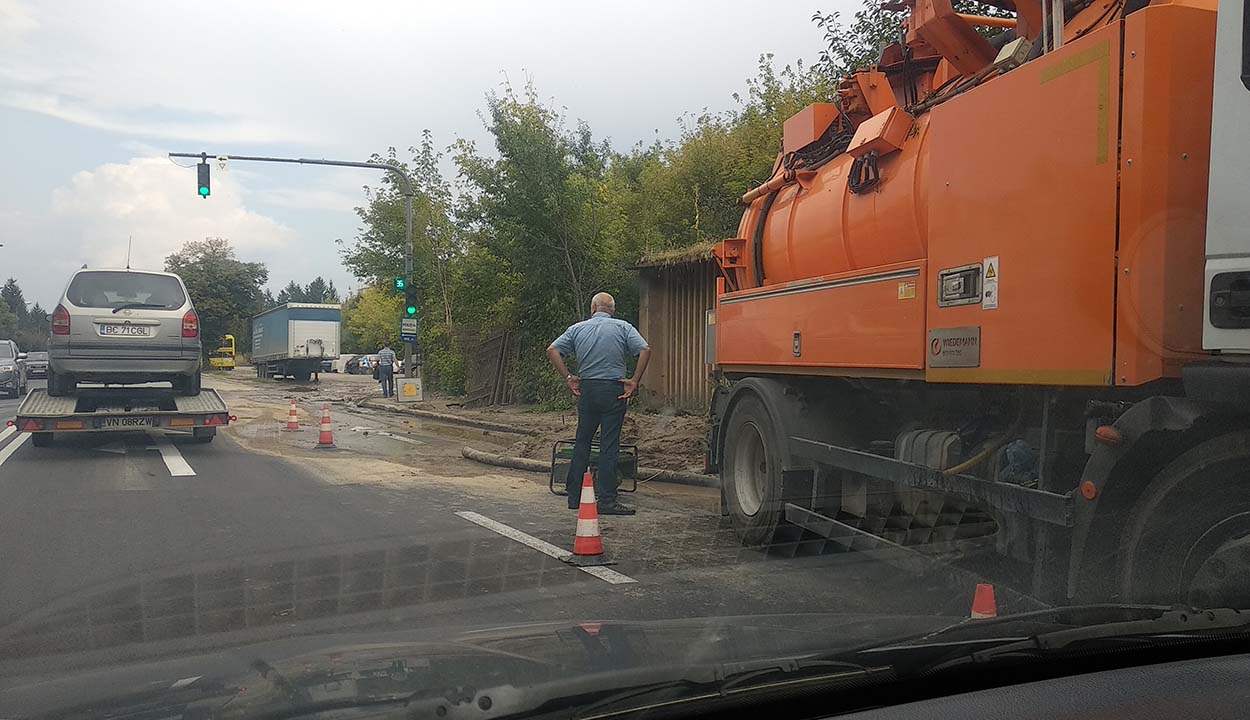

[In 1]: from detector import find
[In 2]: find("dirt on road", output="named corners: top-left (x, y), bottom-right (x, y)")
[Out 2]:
top-left (214, 368), bottom-right (709, 473)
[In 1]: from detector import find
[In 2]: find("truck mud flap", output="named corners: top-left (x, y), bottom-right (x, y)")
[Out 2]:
top-left (790, 437), bottom-right (1074, 527)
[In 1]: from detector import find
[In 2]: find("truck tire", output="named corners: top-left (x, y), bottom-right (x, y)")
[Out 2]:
top-left (191, 427), bottom-right (215, 444)
top-left (722, 394), bottom-right (786, 546)
top-left (46, 368), bottom-right (73, 397)
top-left (292, 368), bottom-right (312, 383)
top-left (31, 432), bottom-right (53, 447)
top-left (1117, 430), bottom-right (1250, 605)
top-left (174, 370), bottom-right (202, 396)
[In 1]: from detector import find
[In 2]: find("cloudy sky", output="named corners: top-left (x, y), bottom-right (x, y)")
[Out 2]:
top-left (0, 0), bottom-right (839, 308)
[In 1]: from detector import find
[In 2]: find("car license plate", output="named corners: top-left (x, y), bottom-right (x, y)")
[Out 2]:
top-left (94, 416), bottom-right (155, 429)
top-left (101, 324), bottom-right (152, 337)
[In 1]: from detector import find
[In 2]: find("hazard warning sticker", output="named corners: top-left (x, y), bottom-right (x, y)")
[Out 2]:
top-left (982, 256), bottom-right (999, 310)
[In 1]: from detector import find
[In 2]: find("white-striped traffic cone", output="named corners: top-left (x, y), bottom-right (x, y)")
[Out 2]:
top-left (315, 403), bottom-right (335, 449)
top-left (573, 472), bottom-right (603, 556)
top-left (283, 398), bottom-right (300, 431)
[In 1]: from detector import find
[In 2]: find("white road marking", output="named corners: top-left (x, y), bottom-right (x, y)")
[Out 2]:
top-left (0, 432), bottom-right (30, 468)
top-left (455, 511), bottom-right (637, 585)
top-left (149, 433), bottom-right (195, 477)
top-left (0, 425), bottom-right (15, 444)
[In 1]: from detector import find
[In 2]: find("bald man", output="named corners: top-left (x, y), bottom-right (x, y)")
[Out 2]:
top-left (548, 292), bottom-right (651, 515)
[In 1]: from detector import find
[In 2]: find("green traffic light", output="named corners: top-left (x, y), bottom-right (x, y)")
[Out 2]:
top-left (198, 186), bottom-right (210, 197)
top-left (406, 305), bottom-right (417, 316)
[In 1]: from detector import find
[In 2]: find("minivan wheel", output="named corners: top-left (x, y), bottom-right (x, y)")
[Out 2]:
top-left (46, 368), bottom-right (73, 397)
top-left (174, 370), bottom-right (202, 397)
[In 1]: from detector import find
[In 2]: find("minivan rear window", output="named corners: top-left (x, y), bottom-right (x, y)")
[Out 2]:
top-left (66, 271), bottom-right (187, 310)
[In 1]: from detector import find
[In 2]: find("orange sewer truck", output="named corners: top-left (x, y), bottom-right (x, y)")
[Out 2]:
top-left (708, 0), bottom-right (1250, 605)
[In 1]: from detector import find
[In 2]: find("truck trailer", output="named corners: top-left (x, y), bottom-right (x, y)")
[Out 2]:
top-left (708, 0), bottom-right (1250, 606)
top-left (251, 303), bottom-right (341, 382)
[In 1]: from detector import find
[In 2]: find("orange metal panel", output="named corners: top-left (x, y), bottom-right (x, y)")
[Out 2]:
top-left (717, 261), bottom-right (927, 370)
top-left (1115, 1), bottom-right (1215, 386)
top-left (848, 107), bottom-right (914, 159)
top-left (924, 23), bottom-right (1122, 386)
top-left (783, 104), bottom-right (842, 155)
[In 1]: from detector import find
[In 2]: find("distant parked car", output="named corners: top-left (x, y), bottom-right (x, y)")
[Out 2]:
top-left (346, 354), bottom-right (379, 375)
top-left (23, 351), bottom-right (48, 379)
top-left (47, 268), bottom-right (202, 396)
top-left (320, 359), bottom-right (333, 373)
top-left (0, 339), bottom-right (28, 398)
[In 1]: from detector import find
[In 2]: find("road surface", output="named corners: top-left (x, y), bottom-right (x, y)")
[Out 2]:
top-left (0, 373), bottom-right (1019, 681)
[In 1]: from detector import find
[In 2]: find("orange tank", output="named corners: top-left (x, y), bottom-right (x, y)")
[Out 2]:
top-left (715, 0), bottom-right (1216, 387)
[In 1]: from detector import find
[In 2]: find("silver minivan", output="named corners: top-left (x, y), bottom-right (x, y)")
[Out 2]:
top-left (47, 269), bottom-right (202, 396)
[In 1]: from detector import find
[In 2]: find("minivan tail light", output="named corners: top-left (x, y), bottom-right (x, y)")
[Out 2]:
top-left (52, 305), bottom-right (70, 335)
top-left (182, 309), bottom-right (199, 338)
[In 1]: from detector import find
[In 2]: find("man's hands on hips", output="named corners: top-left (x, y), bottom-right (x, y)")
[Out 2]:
top-left (566, 374), bottom-right (582, 396)
top-left (619, 378), bottom-right (638, 399)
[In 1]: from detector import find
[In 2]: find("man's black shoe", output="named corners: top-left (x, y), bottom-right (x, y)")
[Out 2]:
top-left (598, 502), bottom-right (636, 516)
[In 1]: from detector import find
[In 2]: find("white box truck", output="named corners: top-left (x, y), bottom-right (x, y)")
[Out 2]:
top-left (251, 303), bottom-right (341, 382)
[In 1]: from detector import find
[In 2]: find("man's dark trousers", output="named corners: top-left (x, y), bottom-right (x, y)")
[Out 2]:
top-left (379, 365), bottom-right (394, 397)
top-left (565, 379), bottom-right (627, 506)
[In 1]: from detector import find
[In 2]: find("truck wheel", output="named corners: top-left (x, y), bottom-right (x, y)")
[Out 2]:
top-left (292, 368), bottom-right (312, 383)
top-left (191, 427), bottom-right (215, 444)
top-left (31, 432), bottom-right (53, 447)
top-left (1118, 431), bottom-right (1250, 605)
top-left (723, 394), bottom-right (785, 546)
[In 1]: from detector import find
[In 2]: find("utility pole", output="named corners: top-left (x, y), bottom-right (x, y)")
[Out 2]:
top-left (169, 151), bottom-right (421, 386)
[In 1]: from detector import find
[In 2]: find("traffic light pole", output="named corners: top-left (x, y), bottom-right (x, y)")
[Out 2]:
top-left (170, 151), bottom-right (421, 385)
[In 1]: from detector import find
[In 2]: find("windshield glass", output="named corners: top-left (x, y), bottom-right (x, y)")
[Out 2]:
top-left (66, 271), bottom-right (186, 310)
top-left (1, 2), bottom-right (1248, 718)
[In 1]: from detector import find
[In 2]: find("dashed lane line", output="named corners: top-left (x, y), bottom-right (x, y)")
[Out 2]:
top-left (455, 510), bottom-right (637, 585)
top-left (149, 433), bottom-right (195, 477)
top-left (0, 425), bottom-right (15, 445)
top-left (0, 432), bottom-right (30, 468)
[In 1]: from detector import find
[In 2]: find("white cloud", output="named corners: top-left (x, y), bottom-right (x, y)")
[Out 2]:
top-left (0, 0), bottom-right (36, 36)
top-left (50, 157), bottom-right (295, 272)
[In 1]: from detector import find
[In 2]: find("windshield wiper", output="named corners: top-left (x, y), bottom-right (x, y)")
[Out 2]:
top-left (507, 658), bottom-right (890, 720)
top-left (922, 607), bottom-right (1250, 674)
top-left (112, 302), bottom-right (168, 313)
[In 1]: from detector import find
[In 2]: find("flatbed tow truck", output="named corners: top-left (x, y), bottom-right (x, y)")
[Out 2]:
top-left (10, 387), bottom-right (233, 447)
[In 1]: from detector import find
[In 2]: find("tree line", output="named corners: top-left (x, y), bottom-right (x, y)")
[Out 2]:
top-left (0, 279), bottom-right (50, 352)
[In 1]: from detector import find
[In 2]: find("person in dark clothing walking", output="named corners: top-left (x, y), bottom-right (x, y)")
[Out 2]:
top-left (547, 292), bottom-right (651, 516)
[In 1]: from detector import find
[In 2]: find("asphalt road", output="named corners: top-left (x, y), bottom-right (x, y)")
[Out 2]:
top-left (0, 377), bottom-right (1020, 682)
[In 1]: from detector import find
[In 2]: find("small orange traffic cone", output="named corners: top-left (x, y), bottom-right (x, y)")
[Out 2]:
top-left (572, 472), bottom-right (603, 556)
top-left (283, 398), bottom-right (300, 431)
top-left (970, 583), bottom-right (997, 619)
top-left (315, 403), bottom-right (336, 449)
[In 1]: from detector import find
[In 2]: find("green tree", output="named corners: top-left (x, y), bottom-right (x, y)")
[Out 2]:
top-left (0, 300), bottom-right (16, 341)
top-left (343, 286), bottom-right (401, 352)
top-left (164, 237), bottom-right (269, 355)
top-left (275, 281), bottom-right (307, 304)
top-left (20, 302), bottom-right (49, 351)
top-left (341, 133), bottom-right (466, 393)
top-left (304, 277), bottom-right (339, 303)
top-left (1, 278), bottom-right (26, 323)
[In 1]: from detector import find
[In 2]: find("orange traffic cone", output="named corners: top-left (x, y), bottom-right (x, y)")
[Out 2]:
top-left (283, 398), bottom-right (300, 431)
top-left (572, 472), bottom-right (603, 556)
top-left (315, 403), bottom-right (336, 449)
top-left (971, 583), bottom-right (997, 619)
